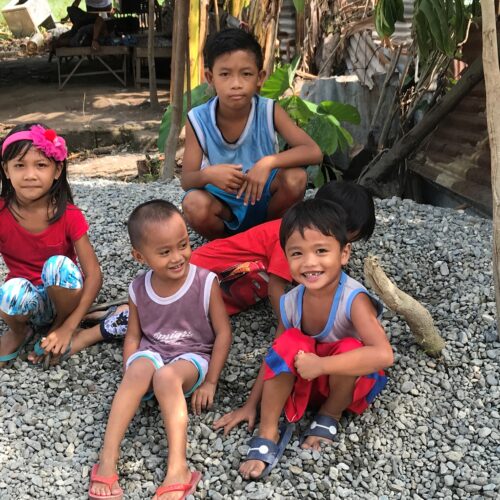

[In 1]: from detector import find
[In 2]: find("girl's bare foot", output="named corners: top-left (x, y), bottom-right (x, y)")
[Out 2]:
top-left (153, 465), bottom-right (193, 500)
top-left (89, 460), bottom-right (121, 497)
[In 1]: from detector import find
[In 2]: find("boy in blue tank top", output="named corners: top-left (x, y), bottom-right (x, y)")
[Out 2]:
top-left (182, 28), bottom-right (322, 240)
top-left (237, 199), bottom-right (394, 480)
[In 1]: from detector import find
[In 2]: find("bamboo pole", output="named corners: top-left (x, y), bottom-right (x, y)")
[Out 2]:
top-left (480, 0), bottom-right (500, 336)
top-left (148, 0), bottom-right (159, 110)
top-left (162, 0), bottom-right (189, 180)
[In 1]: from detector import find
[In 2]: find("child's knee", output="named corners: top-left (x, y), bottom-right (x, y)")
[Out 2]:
top-left (124, 359), bottom-right (155, 385)
top-left (153, 365), bottom-right (183, 391)
top-left (182, 191), bottom-right (212, 224)
top-left (41, 255), bottom-right (83, 289)
top-left (278, 168), bottom-right (307, 198)
top-left (0, 278), bottom-right (37, 316)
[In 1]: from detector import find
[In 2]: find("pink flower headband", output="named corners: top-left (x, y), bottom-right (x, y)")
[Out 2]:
top-left (1, 125), bottom-right (68, 162)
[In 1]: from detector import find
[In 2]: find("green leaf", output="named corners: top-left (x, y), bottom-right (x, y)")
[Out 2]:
top-left (305, 115), bottom-right (338, 155)
top-left (279, 96), bottom-right (313, 125)
top-left (337, 126), bottom-right (354, 152)
top-left (292, 0), bottom-right (305, 13)
top-left (260, 65), bottom-right (292, 99)
top-left (157, 83), bottom-right (211, 152)
top-left (316, 101), bottom-right (361, 124)
top-left (313, 166), bottom-right (324, 188)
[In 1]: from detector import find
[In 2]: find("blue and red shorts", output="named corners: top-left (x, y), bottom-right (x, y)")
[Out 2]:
top-left (264, 328), bottom-right (388, 422)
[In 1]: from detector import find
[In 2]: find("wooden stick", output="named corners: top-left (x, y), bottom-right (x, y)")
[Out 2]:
top-left (364, 255), bottom-right (445, 357)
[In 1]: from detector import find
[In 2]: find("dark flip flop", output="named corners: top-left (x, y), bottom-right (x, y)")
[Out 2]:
top-left (243, 422), bottom-right (295, 479)
top-left (302, 414), bottom-right (339, 444)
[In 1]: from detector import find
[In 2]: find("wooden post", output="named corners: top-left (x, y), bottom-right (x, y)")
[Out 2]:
top-left (481, 0), bottom-right (500, 336)
top-left (162, 0), bottom-right (189, 180)
top-left (148, 0), bottom-right (159, 110)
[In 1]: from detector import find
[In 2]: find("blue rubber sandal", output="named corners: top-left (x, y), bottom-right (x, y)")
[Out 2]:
top-left (34, 340), bottom-right (72, 370)
top-left (302, 414), bottom-right (339, 444)
top-left (0, 328), bottom-right (34, 364)
top-left (243, 422), bottom-right (295, 479)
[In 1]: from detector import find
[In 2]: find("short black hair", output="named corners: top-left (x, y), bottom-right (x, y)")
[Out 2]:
top-left (204, 28), bottom-right (263, 70)
top-left (280, 198), bottom-right (348, 250)
top-left (128, 199), bottom-right (182, 249)
top-left (315, 181), bottom-right (375, 241)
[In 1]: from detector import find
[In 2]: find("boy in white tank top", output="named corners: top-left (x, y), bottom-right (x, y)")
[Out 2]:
top-left (88, 200), bottom-right (232, 500)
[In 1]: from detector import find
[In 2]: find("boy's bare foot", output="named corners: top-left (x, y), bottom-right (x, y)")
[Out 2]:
top-left (301, 433), bottom-right (333, 451)
top-left (301, 411), bottom-right (339, 451)
top-left (0, 327), bottom-right (31, 367)
top-left (153, 465), bottom-right (193, 500)
top-left (89, 460), bottom-right (121, 498)
top-left (239, 429), bottom-right (279, 480)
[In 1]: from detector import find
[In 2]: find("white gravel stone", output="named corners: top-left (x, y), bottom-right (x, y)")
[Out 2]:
top-left (0, 181), bottom-right (498, 499)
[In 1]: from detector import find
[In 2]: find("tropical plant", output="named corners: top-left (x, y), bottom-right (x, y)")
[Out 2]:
top-left (374, 0), bottom-right (468, 62)
top-left (260, 57), bottom-right (361, 186)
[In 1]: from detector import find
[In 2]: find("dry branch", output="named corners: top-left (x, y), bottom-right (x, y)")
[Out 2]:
top-left (364, 255), bottom-right (445, 357)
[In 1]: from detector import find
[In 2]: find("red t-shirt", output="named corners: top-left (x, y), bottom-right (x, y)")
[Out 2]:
top-left (0, 201), bottom-right (89, 285)
top-left (191, 219), bottom-right (291, 314)
top-left (191, 219), bottom-right (291, 282)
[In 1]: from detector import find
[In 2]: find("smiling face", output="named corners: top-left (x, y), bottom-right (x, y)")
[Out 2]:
top-left (284, 227), bottom-right (351, 293)
top-left (2, 146), bottom-right (61, 205)
top-left (205, 49), bottom-right (266, 111)
top-left (132, 212), bottom-right (192, 285)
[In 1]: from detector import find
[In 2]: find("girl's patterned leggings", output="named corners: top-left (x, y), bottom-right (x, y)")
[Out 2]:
top-left (0, 256), bottom-right (83, 327)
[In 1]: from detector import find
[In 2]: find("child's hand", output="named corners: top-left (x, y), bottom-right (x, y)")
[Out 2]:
top-left (237, 158), bottom-right (273, 205)
top-left (42, 324), bottom-right (74, 356)
top-left (213, 403), bottom-right (257, 436)
top-left (294, 350), bottom-right (324, 380)
top-left (191, 381), bottom-right (217, 415)
top-left (207, 164), bottom-right (246, 193)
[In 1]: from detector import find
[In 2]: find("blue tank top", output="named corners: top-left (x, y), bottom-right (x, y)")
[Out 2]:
top-left (280, 272), bottom-right (384, 343)
top-left (187, 94), bottom-right (278, 173)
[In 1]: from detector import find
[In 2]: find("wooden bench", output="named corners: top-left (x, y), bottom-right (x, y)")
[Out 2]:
top-left (55, 46), bottom-right (130, 90)
top-left (132, 44), bottom-right (172, 87)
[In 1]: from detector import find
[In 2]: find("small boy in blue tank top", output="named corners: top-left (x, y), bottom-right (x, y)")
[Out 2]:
top-left (182, 28), bottom-right (322, 240)
top-left (238, 199), bottom-right (394, 480)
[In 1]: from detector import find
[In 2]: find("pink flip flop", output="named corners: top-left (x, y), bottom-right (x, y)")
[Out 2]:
top-left (154, 471), bottom-right (202, 499)
top-left (88, 464), bottom-right (123, 500)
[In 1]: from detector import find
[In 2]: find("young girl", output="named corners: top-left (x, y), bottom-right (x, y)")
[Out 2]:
top-left (0, 123), bottom-right (102, 366)
top-left (238, 199), bottom-right (394, 480)
top-left (89, 200), bottom-right (232, 500)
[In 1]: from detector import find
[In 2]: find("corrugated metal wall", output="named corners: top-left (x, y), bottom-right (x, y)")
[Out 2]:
top-left (410, 80), bottom-right (491, 214)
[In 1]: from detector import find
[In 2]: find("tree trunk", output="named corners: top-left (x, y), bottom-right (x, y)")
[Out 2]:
top-left (161, 0), bottom-right (189, 181)
top-left (148, 0), bottom-right (159, 110)
top-left (481, 0), bottom-right (500, 336)
top-left (358, 56), bottom-right (485, 192)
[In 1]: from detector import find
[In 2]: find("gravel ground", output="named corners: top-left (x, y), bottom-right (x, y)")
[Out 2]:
top-left (0, 178), bottom-right (499, 500)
